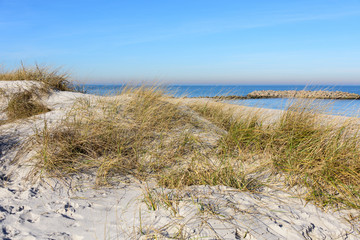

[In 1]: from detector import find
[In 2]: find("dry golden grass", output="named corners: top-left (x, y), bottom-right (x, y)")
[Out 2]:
top-left (5, 90), bottom-right (50, 120)
top-left (272, 101), bottom-right (360, 208)
top-left (33, 86), bottom-right (256, 191)
top-left (28, 85), bottom-right (360, 208)
top-left (0, 62), bottom-right (76, 91)
top-left (190, 99), bottom-right (360, 208)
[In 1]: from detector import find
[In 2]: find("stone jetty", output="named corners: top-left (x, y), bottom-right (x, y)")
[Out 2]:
top-left (247, 90), bottom-right (360, 99)
top-left (206, 90), bottom-right (360, 100)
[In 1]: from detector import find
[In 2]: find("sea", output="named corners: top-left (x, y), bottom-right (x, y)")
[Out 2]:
top-left (83, 84), bottom-right (360, 117)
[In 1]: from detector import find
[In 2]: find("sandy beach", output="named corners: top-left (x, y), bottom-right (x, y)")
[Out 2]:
top-left (0, 81), bottom-right (359, 240)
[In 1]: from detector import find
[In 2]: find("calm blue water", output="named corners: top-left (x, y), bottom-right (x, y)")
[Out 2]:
top-left (83, 84), bottom-right (360, 117)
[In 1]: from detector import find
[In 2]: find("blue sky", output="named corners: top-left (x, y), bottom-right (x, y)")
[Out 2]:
top-left (1, 0), bottom-right (360, 84)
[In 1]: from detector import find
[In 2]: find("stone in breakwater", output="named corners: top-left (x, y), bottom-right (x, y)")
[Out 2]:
top-left (246, 90), bottom-right (360, 99)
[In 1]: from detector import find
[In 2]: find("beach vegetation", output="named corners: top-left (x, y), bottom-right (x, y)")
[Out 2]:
top-left (28, 85), bottom-right (360, 209)
top-left (190, 100), bottom-right (360, 208)
top-left (33, 86), bottom-right (256, 192)
top-left (5, 89), bottom-right (50, 120)
top-left (142, 187), bottom-right (181, 216)
top-left (0, 62), bottom-right (76, 91)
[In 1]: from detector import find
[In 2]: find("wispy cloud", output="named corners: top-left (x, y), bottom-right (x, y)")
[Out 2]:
top-left (176, 10), bottom-right (360, 35)
top-left (278, 10), bottom-right (360, 23)
top-left (104, 10), bottom-right (360, 46)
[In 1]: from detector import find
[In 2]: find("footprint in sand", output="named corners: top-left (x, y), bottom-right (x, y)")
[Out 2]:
top-left (56, 202), bottom-right (83, 220)
top-left (19, 211), bottom-right (40, 223)
top-left (2, 224), bottom-right (20, 237)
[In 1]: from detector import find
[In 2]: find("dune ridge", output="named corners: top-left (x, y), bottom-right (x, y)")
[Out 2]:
top-left (0, 81), bottom-right (359, 239)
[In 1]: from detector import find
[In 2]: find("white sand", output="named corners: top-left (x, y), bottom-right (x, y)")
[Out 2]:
top-left (0, 81), bottom-right (359, 239)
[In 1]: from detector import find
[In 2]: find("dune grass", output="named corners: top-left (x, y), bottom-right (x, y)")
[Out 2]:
top-left (0, 63), bottom-right (76, 91)
top-left (190, 100), bottom-right (360, 208)
top-left (33, 86), bottom-right (257, 191)
top-left (35, 87), bottom-right (182, 183)
top-left (273, 104), bottom-right (360, 208)
top-left (30, 86), bottom-right (360, 208)
top-left (5, 89), bottom-right (50, 120)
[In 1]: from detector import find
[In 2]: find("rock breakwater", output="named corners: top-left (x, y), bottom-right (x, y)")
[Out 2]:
top-left (247, 90), bottom-right (360, 99)
top-left (204, 90), bottom-right (360, 100)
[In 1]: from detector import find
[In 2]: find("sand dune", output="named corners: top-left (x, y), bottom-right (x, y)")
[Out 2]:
top-left (0, 81), bottom-right (359, 239)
